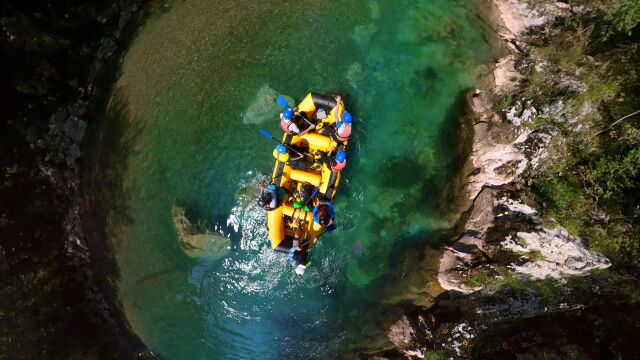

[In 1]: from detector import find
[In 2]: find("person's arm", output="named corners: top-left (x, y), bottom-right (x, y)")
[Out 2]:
top-left (299, 124), bottom-right (316, 136)
top-left (327, 203), bottom-right (335, 219)
top-left (333, 95), bottom-right (342, 123)
top-left (312, 206), bottom-right (319, 223)
top-left (289, 122), bottom-right (300, 134)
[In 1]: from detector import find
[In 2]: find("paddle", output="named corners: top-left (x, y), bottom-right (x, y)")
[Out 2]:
top-left (276, 95), bottom-right (315, 127)
top-left (276, 95), bottom-right (288, 108)
top-left (259, 129), bottom-right (309, 158)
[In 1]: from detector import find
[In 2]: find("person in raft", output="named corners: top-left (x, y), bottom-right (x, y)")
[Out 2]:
top-left (273, 143), bottom-right (312, 170)
top-left (322, 95), bottom-right (352, 154)
top-left (324, 150), bottom-right (347, 173)
top-left (280, 107), bottom-right (315, 136)
top-left (257, 183), bottom-right (278, 210)
top-left (313, 201), bottom-right (335, 229)
top-left (290, 224), bottom-right (312, 275)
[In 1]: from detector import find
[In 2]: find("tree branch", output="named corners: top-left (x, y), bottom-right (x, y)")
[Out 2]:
top-left (594, 109), bottom-right (640, 136)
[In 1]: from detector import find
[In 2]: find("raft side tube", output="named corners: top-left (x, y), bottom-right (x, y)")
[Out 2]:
top-left (290, 169), bottom-right (321, 187)
top-left (320, 165), bottom-right (341, 199)
top-left (272, 159), bottom-right (288, 187)
top-left (300, 133), bottom-right (332, 152)
top-left (267, 206), bottom-right (285, 249)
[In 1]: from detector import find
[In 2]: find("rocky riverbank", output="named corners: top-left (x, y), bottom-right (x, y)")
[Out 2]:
top-left (1, 1), bottom-right (158, 358)
top-left (373, 0), bottom-right (640, 358)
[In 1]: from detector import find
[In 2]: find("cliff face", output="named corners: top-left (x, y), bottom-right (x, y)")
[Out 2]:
top-left (0, 1), bottom-right (155, 358)
top-left (440, 0), bottom-right (640, 293)
top-left (375, 0), bottom-right (640, 358)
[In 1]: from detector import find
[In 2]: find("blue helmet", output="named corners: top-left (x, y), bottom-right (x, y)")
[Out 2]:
top-left (283, 108), bottom-right (294, 120)
top-left (342, 112), bottom-right (352, 124)
top-left (336, 150), bottom-right (347, 163)
top-left (276, 144), bottom-right (287, 154)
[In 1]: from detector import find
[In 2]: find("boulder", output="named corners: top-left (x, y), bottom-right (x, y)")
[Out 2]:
top-left (242, 85), bottom-right (294, 125)
top-left (171, 205), bottom-right (230, 258)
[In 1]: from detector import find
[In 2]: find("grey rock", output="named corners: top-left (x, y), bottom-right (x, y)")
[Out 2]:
top-left (556, 79), bottom-right (586, 94)
top-left (63, 116), bottom-right (87, 142)
top-left (96, 38), bottom-right (117, 60)
top-left (172, 205), bottom-right (231, 258)
top-left (505, 100), bottom-right (537, 126)
top-left (564, 256), bottom-right (587, 270)
top-left (66, 143), bottom-right (82, 168)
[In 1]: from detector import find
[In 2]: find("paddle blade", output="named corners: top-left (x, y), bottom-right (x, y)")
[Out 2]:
top-left (276, 95), bottom-right (288, 108)
top-left (326, 223), bottom-right (337, 232)
top-left (259, 129), bottom-right (272, 139)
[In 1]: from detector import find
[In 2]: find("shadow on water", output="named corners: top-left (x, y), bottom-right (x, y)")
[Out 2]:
top-left (433, 89), bottom-right (473, 214)
top-left (81, 85), bottom-right (144, 318)
top-left (341, 89), bottom-right (473, 339)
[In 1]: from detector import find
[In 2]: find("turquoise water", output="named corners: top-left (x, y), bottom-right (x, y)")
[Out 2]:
top-left (97, 0), bottom-right (499, 358)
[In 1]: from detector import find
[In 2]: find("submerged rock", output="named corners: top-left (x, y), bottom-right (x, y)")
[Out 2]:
top-left (242, 84), bottom-right (293, 125)
top-left (171, 205), bottom-right (230, 258)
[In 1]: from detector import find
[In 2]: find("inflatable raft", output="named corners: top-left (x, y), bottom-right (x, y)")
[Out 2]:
top-left (267, 92), bottom-right (349, 252)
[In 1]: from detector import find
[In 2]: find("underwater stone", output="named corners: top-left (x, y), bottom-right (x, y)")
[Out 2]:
top-left (242, 85), bottom-right (293, 125)
top-left (171, 204), bottom-right (230, 259)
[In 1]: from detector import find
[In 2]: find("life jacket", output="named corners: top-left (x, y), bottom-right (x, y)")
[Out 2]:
top-left (331, 159), bottom-right (346, 173)
top-left (336, 123), bottom-right (352, 142)
top-left (273, 149), bottom-right (290, 162)
top-left (280, 113), bottom-right (293, 134)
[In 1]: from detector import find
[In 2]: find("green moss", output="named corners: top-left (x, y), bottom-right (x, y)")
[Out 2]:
top-left (573, 74), bottom-right (620, 105)
top-left (422, 350), bottom-right (447, 360)
top-left (493, 92), bottom-right (513, 112)
top-left (524, 116), bottom-right (552, 130)
top-left (516, 236), bottom-right (529, 247)
top-left (537, 27), bottom-right (589, 72)
top-left (524, 249), bottom-right (546, 261)
top-left (464, 269), bottom-right (493, 287)
top-left (532, 177), bottom-right (590, 236)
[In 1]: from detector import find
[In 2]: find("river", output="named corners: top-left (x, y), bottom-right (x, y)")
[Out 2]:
top-left (95, 0), bottom-right (500, 358)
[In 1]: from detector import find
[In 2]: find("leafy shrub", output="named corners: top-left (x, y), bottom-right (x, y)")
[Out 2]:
top-left (584, 144), bottom-right (640, 200)
top-left (605, 0), bottom-right (640, 36)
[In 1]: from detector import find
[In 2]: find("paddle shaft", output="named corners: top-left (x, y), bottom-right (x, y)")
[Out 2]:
top-left (264, 133), bottom-right (309, 159)
top-left (294, 185), bottom-right (321, 223)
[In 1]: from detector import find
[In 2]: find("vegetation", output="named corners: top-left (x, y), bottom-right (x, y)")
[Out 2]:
top-left (605, 0), bottom-right (640, 36)
top-left (464, 268), bottom-right (564, 304)
top-left (514, 1), bottom-right (640, 267)
top-left (421, 350), bottom-right (448, 360)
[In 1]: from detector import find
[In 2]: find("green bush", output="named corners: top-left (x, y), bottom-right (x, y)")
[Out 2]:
top-left (605, 0), bottom-right (640, 36)
top-left (584, 144), bottom-right (640, 200)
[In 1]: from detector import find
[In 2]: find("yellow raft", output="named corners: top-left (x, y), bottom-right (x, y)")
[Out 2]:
top-left (267, 92), bottom-right (349, 252)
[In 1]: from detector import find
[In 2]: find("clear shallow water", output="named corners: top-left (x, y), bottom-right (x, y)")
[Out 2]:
top-left (98, 0), bottom-right (499, 358)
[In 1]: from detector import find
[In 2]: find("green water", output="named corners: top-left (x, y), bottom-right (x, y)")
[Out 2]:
top-left (98, 0), bottom-right (499, 358)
